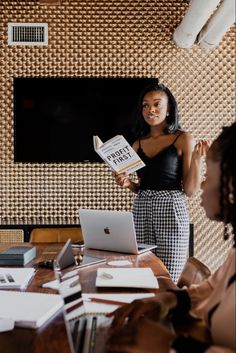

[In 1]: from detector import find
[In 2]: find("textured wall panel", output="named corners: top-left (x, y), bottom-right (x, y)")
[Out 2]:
top-left (0, 0), bottom-right (235, 271)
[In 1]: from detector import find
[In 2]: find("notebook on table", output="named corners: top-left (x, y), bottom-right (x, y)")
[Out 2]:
top-left (54, 263), bottom-right (155, 353)
top-left (78, 209), bottom-right (157, 255)
top-left (95, 268), bottom-right (159, 289)
top-left (0, 290), bottom-right (63, 329)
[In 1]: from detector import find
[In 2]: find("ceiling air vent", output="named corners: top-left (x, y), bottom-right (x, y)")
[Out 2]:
top-left (8, 23), bottom-right (48, 46)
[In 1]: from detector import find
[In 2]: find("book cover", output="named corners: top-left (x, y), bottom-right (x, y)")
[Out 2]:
top-left (0, 290), bottom-right (63, 329)
top-left (0, 246), bottom-right (36, 266)
top-left (93, 135), bottom-right (145, 174)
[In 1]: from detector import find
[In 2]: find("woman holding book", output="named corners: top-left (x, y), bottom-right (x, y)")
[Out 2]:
top-left (113, 80), bottom-right (208, 283)
top-left (107, 122), bottom-right (236, 353)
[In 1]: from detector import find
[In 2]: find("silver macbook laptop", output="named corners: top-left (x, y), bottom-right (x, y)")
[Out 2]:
top-left (78, 209), bottom-right (157, 254)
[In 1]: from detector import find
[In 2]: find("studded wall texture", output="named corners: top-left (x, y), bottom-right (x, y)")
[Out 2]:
top-left (0, 0), bottom-right (235, 271)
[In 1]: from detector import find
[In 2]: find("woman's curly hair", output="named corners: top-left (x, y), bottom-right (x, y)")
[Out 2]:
top-left (210, 122), bottom-right (236, 246)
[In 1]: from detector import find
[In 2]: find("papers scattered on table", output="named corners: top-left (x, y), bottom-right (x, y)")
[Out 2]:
top-left (96, 268), bottom-right (159, 289)
top-left (0, 267), bottom-right (35, 289)
top-left (0, 290), bottom-right (63, 328)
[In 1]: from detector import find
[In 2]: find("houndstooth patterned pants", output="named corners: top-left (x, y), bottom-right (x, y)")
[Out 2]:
top-left (133, 190), bottom-right (189, 283)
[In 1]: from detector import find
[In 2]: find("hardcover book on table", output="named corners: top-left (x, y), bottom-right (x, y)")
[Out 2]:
top-left (0, 246), bottom-right (36, 266)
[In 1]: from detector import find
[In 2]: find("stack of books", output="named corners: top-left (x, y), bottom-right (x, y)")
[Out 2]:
top-left (0, 246), bottom-right (36, 266)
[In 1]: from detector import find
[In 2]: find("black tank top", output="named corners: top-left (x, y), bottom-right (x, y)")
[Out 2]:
top-left (136, 134), bottom-right (183, 191)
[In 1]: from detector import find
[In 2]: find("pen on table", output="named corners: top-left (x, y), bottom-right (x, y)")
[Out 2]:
top-left (69, 278), bottom-right (80, 288)
top-left (85, 297), bottom-right (127, 306)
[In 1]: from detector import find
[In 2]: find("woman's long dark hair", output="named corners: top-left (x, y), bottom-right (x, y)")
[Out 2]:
top-left (211, 122), bottom-right (236, 246)
top-left (134, 80), bottom-right (180, 139)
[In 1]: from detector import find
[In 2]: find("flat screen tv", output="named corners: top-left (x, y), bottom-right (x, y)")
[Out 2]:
top-left (14, 77), bottom-right (155, 163)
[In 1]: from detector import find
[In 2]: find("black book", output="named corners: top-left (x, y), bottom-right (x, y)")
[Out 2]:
top-left (0, 246), bottom-right (36, 266)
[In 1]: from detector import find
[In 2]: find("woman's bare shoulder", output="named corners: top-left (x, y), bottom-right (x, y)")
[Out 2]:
top-left (132, 139), bottom-right (140, 152)
top-left (176, 131), bottom-right (194, 144)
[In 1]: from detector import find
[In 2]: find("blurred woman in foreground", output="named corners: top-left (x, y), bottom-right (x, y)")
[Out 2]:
top-left (106, 122), bottom-right (236, 353)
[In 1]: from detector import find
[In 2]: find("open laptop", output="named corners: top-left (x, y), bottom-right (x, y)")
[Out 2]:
top-left (56, 239), bottom-right (106, 270)
top-left (78, 209), bottom-right (157, 254)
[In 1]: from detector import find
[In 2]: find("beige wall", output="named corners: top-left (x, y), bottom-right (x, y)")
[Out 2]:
top-left (0, 0), bottom-right (235, 271)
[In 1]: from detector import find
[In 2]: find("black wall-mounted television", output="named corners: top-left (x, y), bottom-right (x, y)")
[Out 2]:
top-left (14, 77), bottom-right (155, 163)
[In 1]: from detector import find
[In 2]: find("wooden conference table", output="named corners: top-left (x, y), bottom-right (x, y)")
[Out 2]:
top-left (0, 243), bottom-right (209, 353)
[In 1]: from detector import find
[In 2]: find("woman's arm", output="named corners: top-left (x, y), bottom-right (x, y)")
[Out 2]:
top-left (106, 317), bottom-right (235, 353)
top-left (107, 292), bottom-right (179, 331)
top-left (112, 172), bottom-right (140, 193)
top-left (177, 132), bottom-right (209, 197)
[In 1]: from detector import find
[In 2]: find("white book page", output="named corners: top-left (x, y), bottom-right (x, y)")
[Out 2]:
top-left (93, 135), bottom-right (145, 174)
top-left (0, 267), bottom-right (35, 289)
top-left (93, 135), bottom-right (103, 150)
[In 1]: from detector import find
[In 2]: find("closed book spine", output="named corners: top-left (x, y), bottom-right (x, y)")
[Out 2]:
top-left (0, 259), bottom-right (27, 266)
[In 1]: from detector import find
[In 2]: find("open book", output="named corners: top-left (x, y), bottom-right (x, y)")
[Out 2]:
top-left (93, 135), bottom-right (145, 174)
top-left (0, 268), bottom-right (35, 289)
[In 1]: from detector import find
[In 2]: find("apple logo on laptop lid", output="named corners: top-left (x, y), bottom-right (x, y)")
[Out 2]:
top-left (104, 227), bottom-right (110, 235)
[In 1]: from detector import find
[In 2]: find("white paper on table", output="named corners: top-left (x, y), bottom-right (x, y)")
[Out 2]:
top-left (96, 268), bottom-right (159, 289)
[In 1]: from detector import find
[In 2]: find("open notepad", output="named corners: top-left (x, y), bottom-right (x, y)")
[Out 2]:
top-left (0, 267), bottom-right (35, 289)
top-left (82, 293), bottom-right (155, 314)
top-left (0, 290), bottom-right (63, 329)
top-left (96, 268), bottom-right (159, 289)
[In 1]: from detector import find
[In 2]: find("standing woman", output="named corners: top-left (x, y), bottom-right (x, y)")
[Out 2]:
top-left (114, 80), bottom-right (208, 283)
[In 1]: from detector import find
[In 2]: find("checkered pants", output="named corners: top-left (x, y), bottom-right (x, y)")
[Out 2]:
top-left (133, 190), bottom-right (189, 283)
